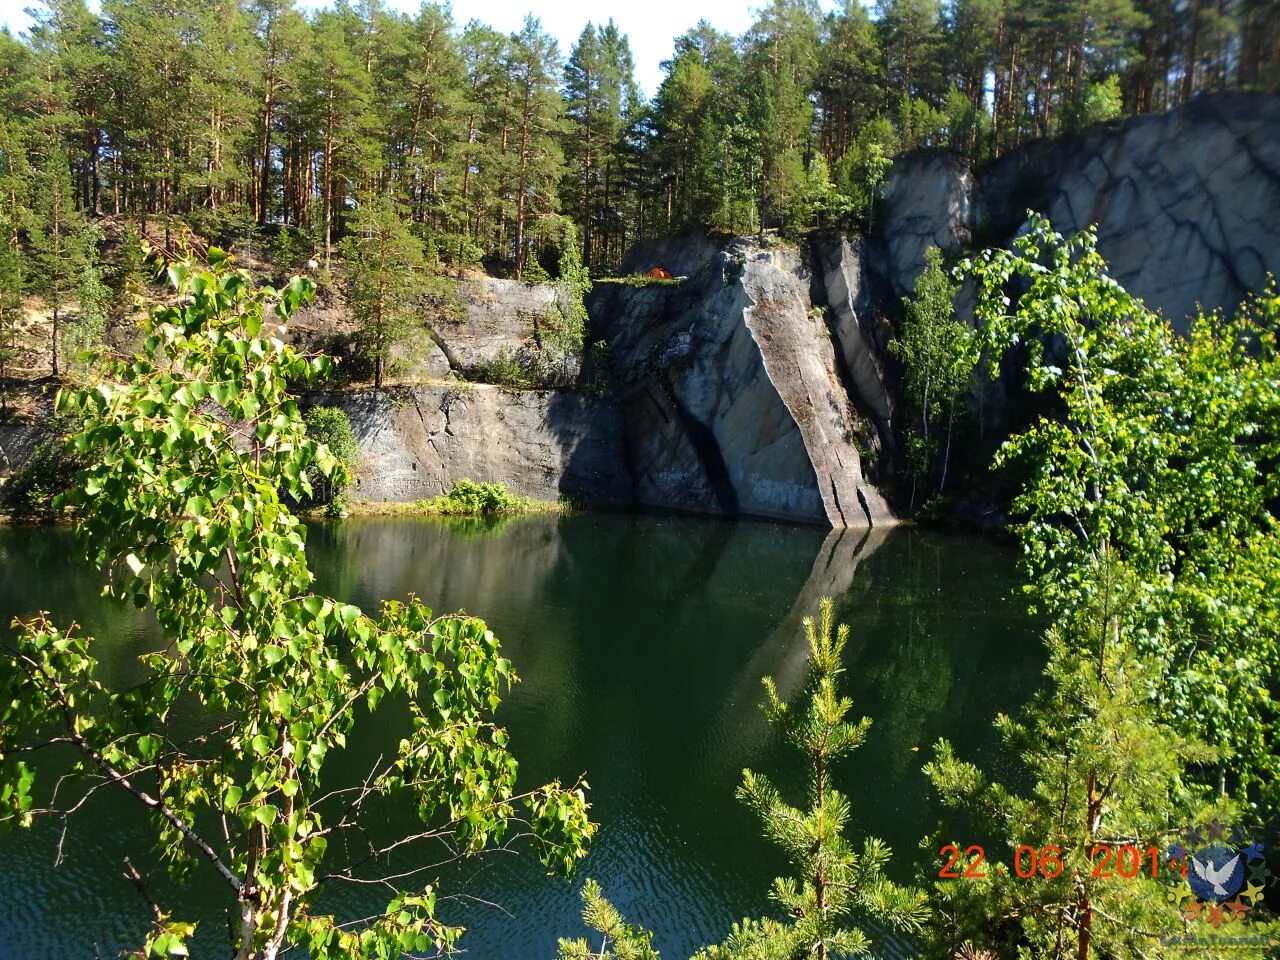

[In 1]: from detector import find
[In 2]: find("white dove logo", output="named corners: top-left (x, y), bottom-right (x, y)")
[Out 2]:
top-left (1190, 851), bottom-right (1241, 899)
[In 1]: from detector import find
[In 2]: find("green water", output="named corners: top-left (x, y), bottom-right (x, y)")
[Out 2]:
top-left (0, 515), bottom-right (1042, 959)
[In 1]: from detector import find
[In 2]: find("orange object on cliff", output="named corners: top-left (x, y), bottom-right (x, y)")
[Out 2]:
top-left (645, 267), bottom-right (673, 279)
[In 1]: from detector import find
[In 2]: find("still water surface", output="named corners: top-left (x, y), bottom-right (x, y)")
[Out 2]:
top-left (0, 515), bottom-right (1041, 959)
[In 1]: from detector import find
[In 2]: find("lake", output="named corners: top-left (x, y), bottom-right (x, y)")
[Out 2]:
top-left (0, 514), bottom-right (1042, 959)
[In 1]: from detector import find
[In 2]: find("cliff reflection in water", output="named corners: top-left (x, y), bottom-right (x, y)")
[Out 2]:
top-left (0, 515), bottom-right (1039, 960)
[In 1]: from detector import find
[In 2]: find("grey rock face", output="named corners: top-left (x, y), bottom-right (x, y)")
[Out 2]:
top-left (0, 417), bottom-right (45, 477)
top-left (879, 93), bottom-right (1280, 326)
top-left (878, 153), bottom-right (977, 300)
top-left (0, 386), bottom-right (52, 478)
top-left (429, 278), bottom-right (563, 374)
top-left (317, 386), bottom-right (632, 506)
top-left (593, 237), bottom-right (893, 527)
top-left (809, 236), bottom-right (895, 450)
top-left (615, 230), bottom-right (726, 279)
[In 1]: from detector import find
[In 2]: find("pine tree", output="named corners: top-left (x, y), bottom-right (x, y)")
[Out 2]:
top-left (109, 223), bottom-right (149, 322)
top-left (945, 0), bottom-right (1001, 113)
top-left (503, 17), bottom-right (565, 279)
top-left (559, 600), bottom-right (929, 960)
top-left (0, 215), bottom-right (21, 416)
top-left (815, 1), bottom-right (883, 160)
top-left (342, 191), bottom-right (428, 389)
top-left (26, 147), bottom-right (92, 377)
top-left (715, 598), bottom-right (930, 960)
top-left (563, 21), bottom-right (636, 270)
top-left (877, 0), bottom-right (947, 106)
top-left (649, 24), bottom-right (740, 231)
top-left (924, 558), bottom-right (1209, 960)
top-left (456, 22), bottom-right (509, 262)
top-left (558, 879), bottom-right (660, 960)
top-left (392, 5), bottom-right (467, 239)
top-left (303, 7), bottom-right (374, 267)
top-left (542, 219), bottom-right (590, 384)
top-left (186, 0), bottom-right (258, 217)
top-left (64, 223), bottom-right (108, 369)
top-left (247, 0), bottom-right (307, 223)
top-left (25, 0), bottom-right (109, 213)
top-left (744, 0), bottom-right (821, 230)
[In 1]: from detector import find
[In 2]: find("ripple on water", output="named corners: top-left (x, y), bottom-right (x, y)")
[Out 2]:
top-left (0, 518), bottom-right (1039, 960)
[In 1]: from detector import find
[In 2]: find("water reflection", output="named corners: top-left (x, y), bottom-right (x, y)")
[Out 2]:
top-left (0, 516), bottom-right (1039, 960)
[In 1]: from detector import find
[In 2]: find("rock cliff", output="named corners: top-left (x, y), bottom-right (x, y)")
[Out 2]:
top-left (586, 93), bottom-right (1280, 526)
top-left (878, 92), bottom-right (1280, 326)
top-left (424, 278), bottom-right (578, 379)
top-left (4, 94), bottom-right (1277, 529)
top-left (317, 386), bottom-right (632, 506)
top-left (0, 388), bottom-right (47, 476)
top-left (591, 236), bottom-right (894, 526)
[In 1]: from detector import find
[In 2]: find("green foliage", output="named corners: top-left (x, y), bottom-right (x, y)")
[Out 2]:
top-left (342, 193), bottom-right (430, 390)
top-left (25, 147), bottom-right (97, 377)
top-left (556, 221), bottom-right (591, 345)
top-left (942, 85), bottom-right (992, 159)
top-left (1077, 75), bottom-right (1124, 126)
top-left (895, 91), bottom-right (949, 151)
top-left (269, 227), bottom-right (310, 275)
top-left (560, 599), bottom-right (928, 960)
top-left (714, 598), bottom-right (930, 959)
top-left (0, 252), bottom-right (594, 959)
top-left (477, 346), bottom-right (529, 388)
top-left (64, 228), bottom-right (109, 371)
top-left (832, 118), bottom-right (897, 228)
top-left (558, 879), bottom-right (661, 960)
top-left (0, 0), bottom-right (1268, 278)
top-left (0, 219), bottom-right (22, 415)
top-left (186, 205), bottom-right (263, 260)
top-left (888, 246), bottom-right (977, 504)
top-left (562, 21), bottom-right (639, 269)
top-left (965, 215), bottom-right (1280, 806)
top-left (523, 254), bottom-right (551, 284)
top-left (418, 478), bottom-right (539, 517)
top-left (109, 224), bottom-right (150, 323)
top-left (310, 331), bottom-right (376, 388)
top-left (923, 557), bottom-right (1213, 960)
top-left (595, 275), bottom-right (682, 288)
top-left (581, 339), bottom-right (613, 398)
top-left (922, 215), bottom-right (1280, 958)
top-left (301, 406), bottom-right (359, 518)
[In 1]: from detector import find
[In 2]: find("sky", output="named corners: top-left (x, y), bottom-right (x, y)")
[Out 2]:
top-left (0, 0), bottom-right (846, 98)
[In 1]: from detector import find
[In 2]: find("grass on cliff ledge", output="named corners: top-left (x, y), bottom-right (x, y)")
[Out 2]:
top-left (595, 274), bottom-right (682, 288)
top-left (347, 479), bottom-right (567, 518)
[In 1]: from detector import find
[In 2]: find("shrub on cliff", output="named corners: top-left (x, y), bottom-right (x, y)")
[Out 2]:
top-left (343, 192), bottom-right (430, 390)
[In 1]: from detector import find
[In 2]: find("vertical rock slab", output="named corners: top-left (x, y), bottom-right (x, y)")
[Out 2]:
top-left (877, 153), bottom-right (977, 300)
top-left (739, 247), bottom-right (894, 526)
top-left (810, 235), bottom-right (896, 450)
top-left (593, 238), bottom-right (894, 527)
